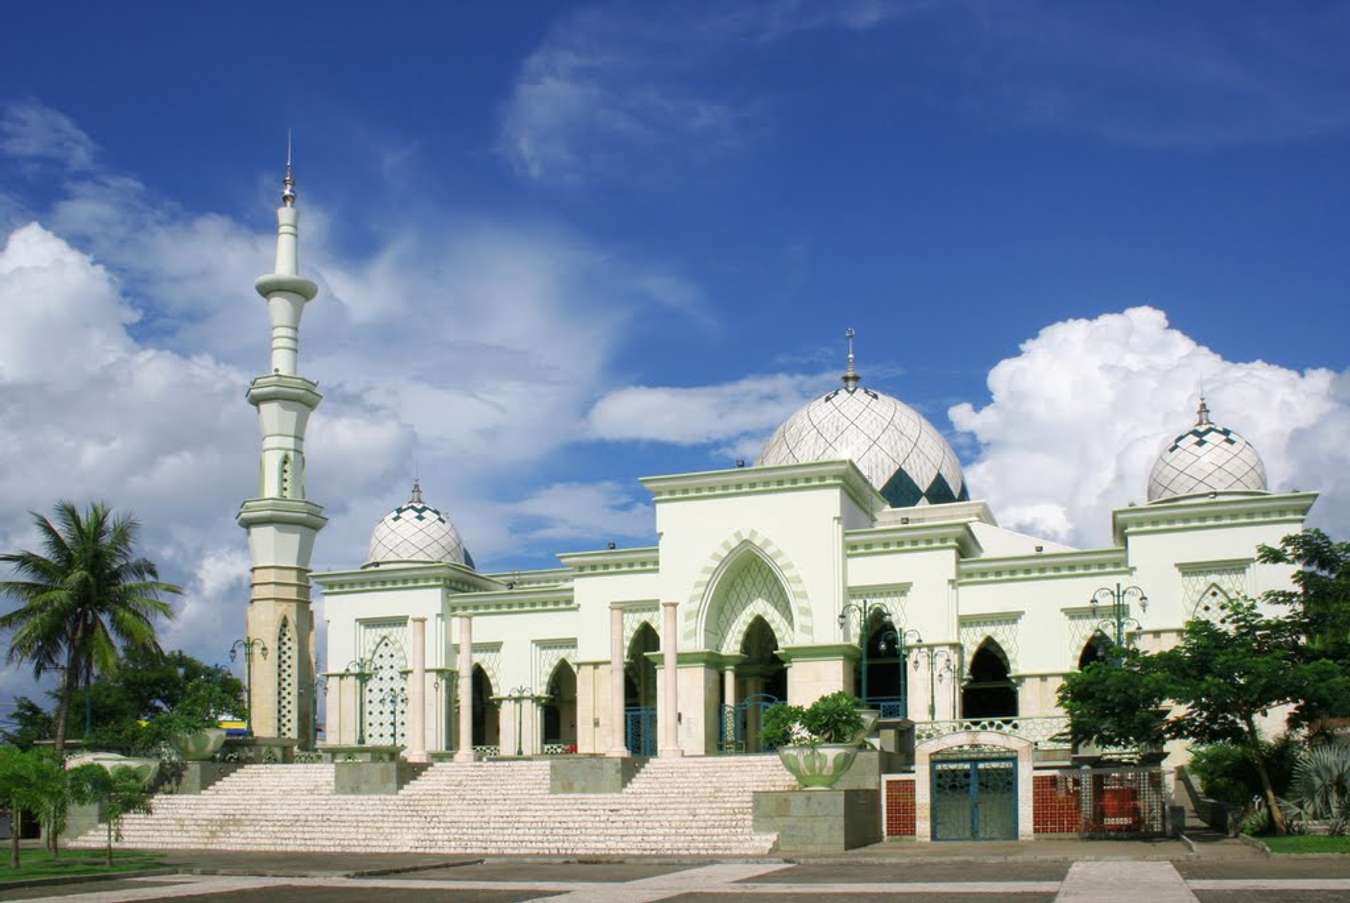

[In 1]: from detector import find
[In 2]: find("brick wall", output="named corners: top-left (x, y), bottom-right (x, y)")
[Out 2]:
top-left (884, 778), bottom-right (915, 836)
top-left (1033, 773), bottom-right (1081, 834)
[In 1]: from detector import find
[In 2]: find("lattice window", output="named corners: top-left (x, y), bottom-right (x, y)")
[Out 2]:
top-left (959, 614), bottom-right (1021, 676)
top-left (706, 552), bottom-right (794, 654)
top-left (276, 617), bottom-right (297, 739)
top-left (1180, 563), bottom-right (1250, 622)
top-left (621, 605), bottom-right (660, 652)
top-left (365, 636), bottom-right (408, 747)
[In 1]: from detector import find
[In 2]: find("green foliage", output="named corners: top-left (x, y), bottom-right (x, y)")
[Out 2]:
top-left (761, 692), bottom-right (866, 747)
top-left (1282, 743), bottom-right (1350, 834)
top-left (0, 848), bottom-right (163, 879)
top-left (27, 750), bottom-right (73, 856)
top-left (0, 745), bottom-right (38, 868)
top-left (1264, 834), bottom-right (1350, 854)
top-left (69, 764), bottom-right (152, 867)
top-left (1056, 648), bottom-right (1169, 749)
top-left (0, 501), bottom-right (181, 756)
top-left (0, 696), bottom-right (54, 750)
top-left (1188, 740), bottom-right (1298, 810)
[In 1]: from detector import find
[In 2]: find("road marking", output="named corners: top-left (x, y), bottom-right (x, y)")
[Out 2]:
top-left (1056, 862), bottom-right (1196, 903)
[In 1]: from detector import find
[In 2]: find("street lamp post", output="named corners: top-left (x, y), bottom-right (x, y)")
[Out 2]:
top-left (342, 658), bottom-right (372, 745)
top-left (1088, 583), bottom-right (1148, 659)
top-left (229, 637), bottom-right (269, 736)
top-left (510, 685), bottom-right (531, 757)
top-left (912, 647), bottom-right (955, 721)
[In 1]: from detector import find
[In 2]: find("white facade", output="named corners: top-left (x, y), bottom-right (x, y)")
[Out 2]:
top-left (313, 372), bottom-right (1314, 762)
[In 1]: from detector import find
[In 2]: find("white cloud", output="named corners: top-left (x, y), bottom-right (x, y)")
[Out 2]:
top-left (507, 481), bottom-right (654, 544)
top-left (949, 306), bottom-right (1350, 545)
top-left (0, 101), bottom-right (97, 170)
top-left (586, 371), bottom-right (826, 445)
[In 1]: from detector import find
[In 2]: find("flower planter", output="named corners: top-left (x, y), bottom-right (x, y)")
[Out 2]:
top-left (172, 727), bottom-right (228, 761)
top-left (777, 743), bottom-right (858, 790)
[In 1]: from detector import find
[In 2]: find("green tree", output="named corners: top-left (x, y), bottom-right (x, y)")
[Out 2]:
top-left (1057, 646), bottom-right (1170, 750)
top-left (68, 764), bottom-right (152, 867)
top-left (28, 751), bottom-right (72, 856)
top-left (0, 501), bottom-right (180, 757)
top-left (0, 746), bottom-right (37, 868)
top-left (0, 697), bottom-right (54, 750)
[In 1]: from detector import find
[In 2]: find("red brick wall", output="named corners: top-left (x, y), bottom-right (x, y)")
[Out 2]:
top-left (884, 778), bottom-right (916, 836)
top-left (1033, 773), bottom-right (1081, 834)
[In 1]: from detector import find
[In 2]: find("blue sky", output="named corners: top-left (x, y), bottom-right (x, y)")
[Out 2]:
top-left (1, 1), bottom-right (1348, 683)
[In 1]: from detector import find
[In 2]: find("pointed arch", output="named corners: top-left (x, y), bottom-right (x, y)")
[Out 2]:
top-left (1077, 631), bottom-right (1112, 670)
top-left (276, 616), bottom-right (297, 739)
top-left (1192, 582), bottom-right (1232, 621)
top-left (542, 659), bottom-right (577, 749)
top-left (471, 664), bottom-right (499, 747)
top-left (684, 531), bottom-right (813, 650)
top-left (961, 638), bottom-right (1018, 719)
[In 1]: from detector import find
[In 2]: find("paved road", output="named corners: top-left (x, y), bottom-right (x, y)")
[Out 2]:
top-left (3, 859), bottom-right (1350, 902)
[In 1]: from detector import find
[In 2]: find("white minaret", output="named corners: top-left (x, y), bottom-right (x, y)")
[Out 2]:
top-left (235, 143), bottom-right (327, 746)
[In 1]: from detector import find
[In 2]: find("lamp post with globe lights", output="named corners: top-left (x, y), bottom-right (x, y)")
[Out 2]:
top-left (1088, 583), bottom-right (1148, 661)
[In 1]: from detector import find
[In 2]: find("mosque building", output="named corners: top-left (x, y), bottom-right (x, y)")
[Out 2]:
top-left (238, 160), bottom-right (1314, 841)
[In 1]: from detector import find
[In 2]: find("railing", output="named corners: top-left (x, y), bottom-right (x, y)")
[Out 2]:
top-left (914, 715), bottom-right (1070, 748)
top-left (472, 744), bottom-right (500, 757)
top-left (862, 696), bottom-right (907, 719)
top-left (541, 743), bottom-right (576, 755)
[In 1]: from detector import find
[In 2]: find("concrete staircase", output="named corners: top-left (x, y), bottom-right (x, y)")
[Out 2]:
top-left (68, 755), bottom-right (796, 856)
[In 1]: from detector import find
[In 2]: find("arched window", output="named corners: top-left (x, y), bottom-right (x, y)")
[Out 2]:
top-left (961, 639), bottom-right (1018, 719)
top-left (276, 617), bottom-right (297, 739)
top-left (1078, 631), bottom-right (1112, 669)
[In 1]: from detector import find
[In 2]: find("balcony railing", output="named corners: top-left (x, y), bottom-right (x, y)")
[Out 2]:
top-left (914, 715), bottom-right (1070, 748)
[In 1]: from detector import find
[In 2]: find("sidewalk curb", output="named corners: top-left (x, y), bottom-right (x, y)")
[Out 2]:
top-left (1178, 833), bottom-right (1198, 855)
top-left (1236, 835), bottom-right (1272, 857)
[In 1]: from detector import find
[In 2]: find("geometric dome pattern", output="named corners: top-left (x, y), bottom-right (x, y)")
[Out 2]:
top-left (758, 378), bottom-right (969, 509)
top-left (365, 480), bottom-right (470, 568)
top-left (1146, 399), bottom-right (1268, 502)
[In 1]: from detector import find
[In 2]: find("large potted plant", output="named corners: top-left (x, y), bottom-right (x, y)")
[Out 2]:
top-left (762, 691), bottom-right (866, 790)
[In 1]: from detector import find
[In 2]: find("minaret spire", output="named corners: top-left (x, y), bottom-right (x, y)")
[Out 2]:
top-left (842, 327), bottom-right (861, 390)
top-left (237, 137), bottom-right (326, 746)
top-left (1196, 393), bottom-right (1212, 426)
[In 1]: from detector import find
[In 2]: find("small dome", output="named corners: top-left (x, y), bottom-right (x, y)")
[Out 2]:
top-left (1147, 398), bottom-right (1268, 502)
top-left (757, 332), bottom-right (968, 508)
top-left (365, 481), bottom-right (471, 568)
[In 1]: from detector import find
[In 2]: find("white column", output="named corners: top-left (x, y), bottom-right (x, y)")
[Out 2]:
top-left (659, 600), bottom-right (682, 757)
top-left (607, 604), bottom-right (629, 757)
top-left (406, 618), bottom-right (428, 763)
top-left (454, 615), bottom-right (474, 762)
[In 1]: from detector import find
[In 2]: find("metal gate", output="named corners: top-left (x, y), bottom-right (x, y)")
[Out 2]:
top-left (719, 693), bottom-right (780, 753)
top-left (931, 757), bottom-right (1018, 841)
top-left (625, 706), bottom-right (656, 757)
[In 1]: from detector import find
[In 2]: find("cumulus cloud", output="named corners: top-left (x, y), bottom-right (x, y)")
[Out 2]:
top-left (586, 371), bottom-right (826, 446)
top-left (507, 481), bottom-right (654, 544)
top-left (950, 306), bottom-right (1350, 546)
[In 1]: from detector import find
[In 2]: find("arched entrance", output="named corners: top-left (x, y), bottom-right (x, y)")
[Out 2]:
top-left (722, 616), bottom-right (786, 753)
top-left (915, 730), bottom-right (1035, 842)
top-left (624, 623), bottom-right (659, 756)
top-left (541, 660), bottom-right (577, 752)
top-left (471, 665), bottom-right (499, 750)
top-left (961, 639), bottom-right (1018, 719)
top-left (853, 612), bottom-right (908, 718)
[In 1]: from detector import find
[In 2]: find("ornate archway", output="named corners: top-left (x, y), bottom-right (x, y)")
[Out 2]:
top-left (684, 531), bottom-right (813, 650)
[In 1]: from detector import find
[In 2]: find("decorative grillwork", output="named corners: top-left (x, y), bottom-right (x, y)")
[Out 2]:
top-left (365, 637), bottom-right (408, 746)
top-left (472, 745), bottom-right (499, 757)
top-left (1075, 767), bottom-right (1168, 837)
top-left (932, 757), bottom-right (1018, 841)
top-left (541, 743), bottom-right (575, 755)
top-left (625, 706), bottom-right (657, 757)
top-left (916, 716), bottom-right (1069, 747)
top-left (276, 618), bottom-right (297, 739)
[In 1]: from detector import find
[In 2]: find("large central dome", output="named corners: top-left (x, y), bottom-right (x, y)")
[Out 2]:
top-left (757, 334), bottom-right (969, 508)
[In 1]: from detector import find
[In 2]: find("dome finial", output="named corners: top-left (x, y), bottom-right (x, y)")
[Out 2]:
top-left (1196, 393), bottom-right (1212, 426)
top-left (842, 327), bottom-right (860, 390)
top-left (281, 130), bottom-right (296, 207)
top-left (409, 478), bottom-right (424, 504)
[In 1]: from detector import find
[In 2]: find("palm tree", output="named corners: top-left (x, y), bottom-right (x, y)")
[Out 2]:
top-left (0, 501), bottom-right (180, 757)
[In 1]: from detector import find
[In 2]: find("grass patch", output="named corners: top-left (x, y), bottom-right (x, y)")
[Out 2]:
top-left (1264, 835), bottom-right (1350, 855)
top-left (0, 848), bottom-right (165, 881)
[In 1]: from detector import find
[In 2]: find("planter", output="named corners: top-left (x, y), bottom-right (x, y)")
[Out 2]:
top-left (172, 727), bottom-right (228, 761)
top-left (66, 752), bottom-right (160, 785)
top-left (777, 743), bottom-right (858, 790)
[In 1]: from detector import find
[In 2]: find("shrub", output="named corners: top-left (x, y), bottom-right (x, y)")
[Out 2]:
top-left (1188, 738), bottom-right (1298, 811)
top-left (761, 692), bottom-right (865, 748)
top-left (1282, 743), bottom-right (1350, 835)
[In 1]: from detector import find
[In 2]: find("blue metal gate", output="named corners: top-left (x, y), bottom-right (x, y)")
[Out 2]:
top-left (931, 757), bottom-right (1018, 841)
top-left (719, 693), bottom-right (780, 753)
top-left (625, 705), bottom-right (656, 756)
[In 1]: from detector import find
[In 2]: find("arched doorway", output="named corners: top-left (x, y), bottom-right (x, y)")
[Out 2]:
top-left (541, 661), bottom-right (577, 753)
top-left (961, 640), bottom-right (1017, 719)
top-left (1078, 632), bottom-right (1112, 669)
top-left (624, 623), bottom-right (659, 756)
top-left (471, 665), bottom-right (499, 751)
top-left (853, 612), bottom-right (908, 718)
top-left (365, 636), bottom-right (407, 747)
top-left (723, 616), bottom-right (786, 753)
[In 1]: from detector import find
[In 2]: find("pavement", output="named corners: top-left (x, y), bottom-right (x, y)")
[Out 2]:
top-left (0, 838), bottom-right (1346, 902)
